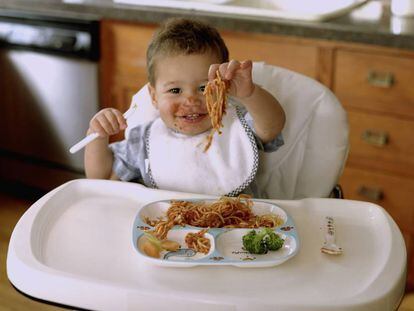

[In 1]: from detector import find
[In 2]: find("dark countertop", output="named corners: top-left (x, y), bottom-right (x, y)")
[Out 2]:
top-left (1, 0), bottom-right (414, 50)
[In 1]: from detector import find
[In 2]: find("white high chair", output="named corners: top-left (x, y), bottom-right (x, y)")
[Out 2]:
top-left (126, 62), bottom-right (349, 199)
top-left (8, 64), bottom-right (407, 311)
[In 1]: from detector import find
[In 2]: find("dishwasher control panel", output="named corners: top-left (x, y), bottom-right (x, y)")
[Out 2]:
top-left (0, 15), bottom-right (99, 59)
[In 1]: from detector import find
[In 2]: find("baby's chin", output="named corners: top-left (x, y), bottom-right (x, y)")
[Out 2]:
top-left (170, 126), bottom-right (212, 137)
top-left (169, 117), bottom-right (212, 136)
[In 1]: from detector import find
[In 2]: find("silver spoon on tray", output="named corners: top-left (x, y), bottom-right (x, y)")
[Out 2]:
top-left (321, 216), bottom-right (343, 255)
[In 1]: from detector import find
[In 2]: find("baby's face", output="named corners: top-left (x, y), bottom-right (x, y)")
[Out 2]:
top-left (149, 52), bottom-right (220, 136)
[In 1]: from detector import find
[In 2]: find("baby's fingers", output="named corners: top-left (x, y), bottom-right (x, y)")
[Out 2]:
top-left (223, 60), bottom-right (241, 80)
top-left (89, 119), bottom-right (107, 137)
top-left (240, 59), bottom-right (253, 69)
top-left (102, 109), bottom-right (125, 134)
top-left (89, 108), bottom-right (125, 137)
top-left (208, 63), bottom-right (221, 80)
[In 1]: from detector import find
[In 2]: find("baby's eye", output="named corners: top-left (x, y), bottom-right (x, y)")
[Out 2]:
top-left (168, 88), bottom-right (181, 94)
top-left (199, 85), bottom-right (206, 92)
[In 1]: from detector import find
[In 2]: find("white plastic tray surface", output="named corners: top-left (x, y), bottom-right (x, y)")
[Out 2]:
top-left (7, 179), bottom-right (406, 311)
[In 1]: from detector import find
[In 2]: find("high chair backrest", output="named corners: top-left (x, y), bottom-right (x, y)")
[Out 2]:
top-left (126, 62), bottom-right (349, 199)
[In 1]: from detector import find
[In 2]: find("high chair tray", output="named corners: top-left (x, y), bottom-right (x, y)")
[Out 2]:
top-left (7, 179), bottom-right (406, 311)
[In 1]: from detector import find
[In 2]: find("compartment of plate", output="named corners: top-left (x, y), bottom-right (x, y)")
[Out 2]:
top-left (137, 200), bottom-right (171, 226)
top-left (137, 199), bottom-right (288, 228)
top-left (215, 229), bottom-right (297, 262)
top-left (136, 228), bottom-right (215, 260)
top-left (250, 201), bottom-right (288, 226)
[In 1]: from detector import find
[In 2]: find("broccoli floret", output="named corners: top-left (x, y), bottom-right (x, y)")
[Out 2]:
top-left (242, 228), bottom-right (284, 254)
top-left (264, 229), bottom-right (285, 251)
top-left (242, 230), bottom-right (256, 248)
top-left (242, 230), bottom-right (268, 254)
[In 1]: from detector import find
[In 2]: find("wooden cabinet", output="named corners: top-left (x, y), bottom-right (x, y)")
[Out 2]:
top-left (333, 48), bottom-right (414, 290)
top-left (344, 110), bottom-right (414, 178)
top-left (100, 21), bottom-right (157, 140)
top-left (221, 31), bottom-right (319, 79)
top-left (100, 21), bottom-right (155, 111)
top-left (334, 50), bottom-right (414, 118)
top-left (100, 19), bottom-right (414, 289)
top-left (340, 167), bottom-right (414, 228)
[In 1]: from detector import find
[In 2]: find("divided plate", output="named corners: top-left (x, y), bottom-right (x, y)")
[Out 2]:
top-left (132, 198), bottom-right (299, 267)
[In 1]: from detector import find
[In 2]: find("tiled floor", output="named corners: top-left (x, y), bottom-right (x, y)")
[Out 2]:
top-left (0, 187), bottom-right (413, 310)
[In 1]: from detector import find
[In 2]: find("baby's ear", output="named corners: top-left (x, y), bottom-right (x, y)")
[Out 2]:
top-left (147, 84), bottom-right (158, 109)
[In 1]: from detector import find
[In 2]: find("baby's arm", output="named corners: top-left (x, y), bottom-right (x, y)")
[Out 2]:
top-left (237, 82), bottom-right (285, 143)
top-left (84, 108), bottom-right (127, 179)
top-left (209, 60), bottom-right (285, 143)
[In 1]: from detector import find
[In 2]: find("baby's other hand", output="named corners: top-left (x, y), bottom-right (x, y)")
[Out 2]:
top-left (208, 60), bottom-right (255, 99)
top-left (88, 108), bottom-right (127, 137)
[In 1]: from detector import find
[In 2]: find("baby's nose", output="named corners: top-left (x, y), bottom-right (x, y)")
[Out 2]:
top-left (184, 94), bottom-right (201, 106)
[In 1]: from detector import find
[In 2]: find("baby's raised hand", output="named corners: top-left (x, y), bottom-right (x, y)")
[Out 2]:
top-left (208, 60), bottom-right (255, 99)
top-left (88, 108), bottom-right (127, 137)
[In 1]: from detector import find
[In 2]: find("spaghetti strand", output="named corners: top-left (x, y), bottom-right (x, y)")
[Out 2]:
top-left (203, 70), bottom-right (228, 151)
top-left (146, 196), bottom-right (284, 241)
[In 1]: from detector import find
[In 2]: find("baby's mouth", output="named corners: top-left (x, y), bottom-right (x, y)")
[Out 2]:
top-left (179, 113), bottom-right (208, 122)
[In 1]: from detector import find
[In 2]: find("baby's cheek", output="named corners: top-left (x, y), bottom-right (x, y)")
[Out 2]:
top-left (168, 101), bottom-right (181, 113)
top-left (173, 103), bottom-right (191, 116)
top-left (157, 100), bottom-right (175, 116)
top-left (200, 98), bottom-right (207, 108)
top-left (166, 103), bottom-right (182, 130)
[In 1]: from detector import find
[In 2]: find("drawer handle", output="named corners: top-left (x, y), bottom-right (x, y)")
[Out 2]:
top-left (357, 186), bottom-right (384, 201)
top-left (361, 130), bottom-right (389, 147)
top-left (367, 70), bottom-right (394, 88)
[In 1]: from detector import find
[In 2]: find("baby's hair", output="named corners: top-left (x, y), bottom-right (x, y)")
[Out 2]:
top-left (146, 18), bottom-right (229, 86)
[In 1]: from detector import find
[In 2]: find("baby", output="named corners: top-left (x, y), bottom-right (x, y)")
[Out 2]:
top-left (85, 18), bottom-right (285, 197)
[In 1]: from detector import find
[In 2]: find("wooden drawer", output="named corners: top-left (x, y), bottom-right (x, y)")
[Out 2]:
top-left (346, 110), bottom-right (414, 178)
top-left (333, 50), bottom-right (414, 118)
top-left (221, 32), bottom-right (318, 79)
top-left (102, 22), bottom-right (319, 79)
top-left (339, 167), bottom-right (414, 232)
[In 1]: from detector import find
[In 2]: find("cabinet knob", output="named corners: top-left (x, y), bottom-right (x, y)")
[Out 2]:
top-left (361, 130), bottom-right (389, 147)
top-left (357, 186), bottom-right (384, 201)
top-left (367, 70), bottom-right (394, 88)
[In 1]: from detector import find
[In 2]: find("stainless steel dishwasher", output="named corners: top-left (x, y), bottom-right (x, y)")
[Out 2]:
top-left (0, 14), bottom-right (99, 191)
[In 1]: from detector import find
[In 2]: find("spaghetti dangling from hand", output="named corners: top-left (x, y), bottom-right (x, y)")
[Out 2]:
top-left (203, 70), bottom-right (228, 152)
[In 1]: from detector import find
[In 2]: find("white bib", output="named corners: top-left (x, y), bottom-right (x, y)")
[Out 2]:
top-left (146, 105), bottom-right (258, 196)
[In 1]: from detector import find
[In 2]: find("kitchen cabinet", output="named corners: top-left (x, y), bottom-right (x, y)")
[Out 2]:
top-left (100, 21), bottom-right (153, 111)
top-left (221, 31), bottom-right (319, 78)
top-left (333, 47), bottom-right (414, 290)
top-left (100, 19), bottom-right (414, 290)
top-left (100, 21), bottom-right (154, 141)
